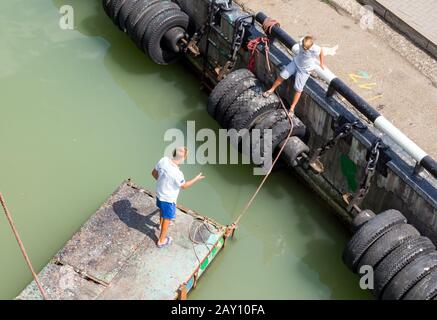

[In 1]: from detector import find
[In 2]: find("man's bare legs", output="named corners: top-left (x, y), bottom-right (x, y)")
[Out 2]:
top-left (263, 76), bottom-right (301, 117)
top-left (263, 76), bottom-right (285, 98)
top-left (289, 91), bottom-right (302, 116)
top-left (158, 218), bottom-right (171, 245)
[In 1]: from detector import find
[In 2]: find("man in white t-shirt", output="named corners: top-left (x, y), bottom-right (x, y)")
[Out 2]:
top-left (152, 146), bottom-right (205, 248)
top-left (263, 36), bottom-right (325, 116)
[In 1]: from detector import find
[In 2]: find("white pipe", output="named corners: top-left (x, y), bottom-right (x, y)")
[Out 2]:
top-left (313, 64), bottom-right (337, 84)
top-left (374, 116), bottom-right (428, 162)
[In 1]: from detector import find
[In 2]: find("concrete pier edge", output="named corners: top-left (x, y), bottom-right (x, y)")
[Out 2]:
top-left (333, 0), bottom-right (437, 60)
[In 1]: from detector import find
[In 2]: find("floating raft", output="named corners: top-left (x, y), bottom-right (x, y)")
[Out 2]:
top-left (17, 180), bottom-right (227, 300)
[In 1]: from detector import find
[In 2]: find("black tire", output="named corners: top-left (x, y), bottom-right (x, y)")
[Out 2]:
top-left (218, 77), bottom-right (259, 128)
top-left (250, 113), bottom-right (292, 165)
top-left (118, 0), bottom-right (140, 31)
top-left (228, 88), bottom-right (280, 131)
top-left (132, 1), bottom-right (178, 50)
top-left (357, 224), bottom-right (420, 271)
top-left (251, 109), bottom-right (306, 139)
top-left (143, 10), bottom-right (189, 65)
top-left (374, 236), bottom-right (436, 298)
top-left (403, 270), bottom-right (437, 300)
top-left (239, 109), bottom-right (281, 158)
top-left (343, 209), bottom-right (407, 272)
top-left (103, 0), bottom-right (113, 17)
top-left (125, 0), bottom-right (158, 37)
top-left (382, 251), bottom-right (437, 300)
top-left (163, 27), bottom-right (186, 53)
top-left (251, 109), bottom-right (286, 133)
top-left (271, 118), bottom-right (293, 151)
top-left (352, 209), bottom-right (376, 231)
top-left (281, 136), bottom-right (309, 167)
top-left (207, 69), bottom-right (254, 118)
top-left (110, 0), bottom-right (129, 25)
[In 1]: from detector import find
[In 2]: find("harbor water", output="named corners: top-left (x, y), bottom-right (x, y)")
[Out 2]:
top-left (0, 0), bottom-right (372, 299)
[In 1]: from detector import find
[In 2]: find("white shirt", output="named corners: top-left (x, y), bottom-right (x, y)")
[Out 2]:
top-left (155, 157), bottom-right (185, 203)
top-left (292, 38), bottom-right (321, 72)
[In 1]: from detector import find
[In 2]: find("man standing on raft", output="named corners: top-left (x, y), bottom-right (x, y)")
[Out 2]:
top-left (152, 147), bottom-right (205, 248)
top-left (263, 36), bottom-right (325, 116)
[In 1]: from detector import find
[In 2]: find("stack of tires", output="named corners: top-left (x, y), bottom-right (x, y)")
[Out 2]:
top-left (103, 0), bottom-right (190, 65)
top-left (343, 209), bottom-right (437, 300)
top-left (207, 68), bottom-right (308, 166)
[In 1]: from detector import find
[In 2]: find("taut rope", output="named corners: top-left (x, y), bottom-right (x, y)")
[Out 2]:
top-left (0, 193), bottom-right (48, 300)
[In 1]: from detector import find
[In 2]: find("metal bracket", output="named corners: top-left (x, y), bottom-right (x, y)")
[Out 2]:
top-left (215, 13), bottom-right (254, 80)
top-left (178, 284), bottom-right (188, 300)
top-left (215, 0), bottom-right (233, 11)
top-left (413, 161), bottom-right (423, 176)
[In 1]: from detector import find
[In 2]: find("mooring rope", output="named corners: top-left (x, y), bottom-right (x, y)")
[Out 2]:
top-left (232, 97), bottom-right (294, 229)
top-left (262, 18), bottom-right (280, 35)
top-left (228, 16), bottom-right (294, 229)
top-left (0, 193), bottom-right (49, 300)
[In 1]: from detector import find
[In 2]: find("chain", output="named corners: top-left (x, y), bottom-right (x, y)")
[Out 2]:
top-left (346, 139), bottom-right (385, 212)
top-left (217, 14), bottom-right (253, 80)
top-left (182, 0), bottom-right (221, 57)
top-left (309, 120), bottom-right (365, 165)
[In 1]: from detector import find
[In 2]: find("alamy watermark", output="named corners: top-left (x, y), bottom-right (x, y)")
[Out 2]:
top-left (59, 5), bottom-right (74, 30)
top-left (163, 121), bottom-right (274, 176)
top-left (359, 265), bottom-right (374, 290)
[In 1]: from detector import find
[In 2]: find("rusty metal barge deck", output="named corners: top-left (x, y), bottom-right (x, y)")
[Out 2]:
top-left (17, 180), bottom-right (227, 300)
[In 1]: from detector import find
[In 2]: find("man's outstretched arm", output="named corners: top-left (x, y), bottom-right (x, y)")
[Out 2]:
top-left (319, 48), bottom-right (325, 69)
top-left (181, 173), bottom-right (205, 190)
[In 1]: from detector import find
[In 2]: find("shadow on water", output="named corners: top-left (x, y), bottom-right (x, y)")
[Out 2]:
top-left (112, 199), bottom-right (160, 242)
top-left (52, 0), bottom-right (206, 120)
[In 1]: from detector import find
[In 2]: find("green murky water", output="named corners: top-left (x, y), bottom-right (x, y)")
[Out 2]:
top-left (0, 0), bottom-right (371, 299)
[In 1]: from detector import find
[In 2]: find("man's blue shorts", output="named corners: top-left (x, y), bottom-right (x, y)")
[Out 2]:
top-left (156, 198), bottom-right (176, 220)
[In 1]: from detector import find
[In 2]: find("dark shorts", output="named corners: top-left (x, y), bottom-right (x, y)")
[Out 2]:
top-left (156, 198), bottom-right (176, 220)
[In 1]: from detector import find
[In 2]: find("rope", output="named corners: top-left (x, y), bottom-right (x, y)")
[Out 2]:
top-left (247, 18), bottom-right (280, 75)
top-left (262, 18), bottom-right (280, 35)
top-left (0, 193), bottom-right (49, 300)
top-left (247, 37), bottom-right (271, 73)
top-left (228, 16), bottom-right (291, 230)
top-left (189, 219), bottom-right (218, 263)
top-left (232, 98), bottom-right (294, 228)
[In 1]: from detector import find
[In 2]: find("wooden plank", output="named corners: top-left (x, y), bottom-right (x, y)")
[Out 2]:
top-left (55, 182), bottom-right (160, 284)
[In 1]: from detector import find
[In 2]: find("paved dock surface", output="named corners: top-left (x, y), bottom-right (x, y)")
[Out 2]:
top-left (368, 0), bottom-right (437, 53)
top-left (17, 181), bottom-right (225, 300)
top-left (236, 0), bottom-right (437, 159)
